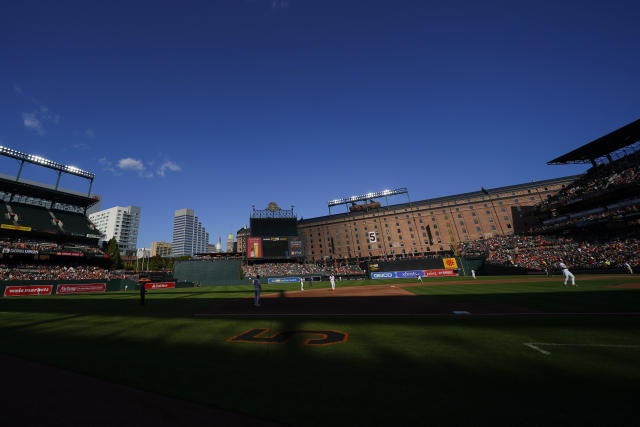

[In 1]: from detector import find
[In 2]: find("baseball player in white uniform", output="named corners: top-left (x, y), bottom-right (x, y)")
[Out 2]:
top-left (416, 272), bottom-right (423, 283)
top-left (329, 273), bottom-right (335, 291)
top-left (300, 276), bottom-right (305, 291)
top-left (559, 262), bottom-right (576, 286)
top-left (471, 269), bottom-right (476, 279)
top-left (624, 262), bottom-right (634, 274)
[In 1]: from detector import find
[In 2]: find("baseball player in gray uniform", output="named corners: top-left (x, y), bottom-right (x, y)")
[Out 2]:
top-left (253, 275), bottom-right (262, 306)
top-left (300, 276), bottom-right (305, 291)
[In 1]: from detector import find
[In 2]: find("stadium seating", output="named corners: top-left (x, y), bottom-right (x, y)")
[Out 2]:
top-left (8, 202), bottom-right (59, 233)
top-left (52, 210), bottom-right (97, 235)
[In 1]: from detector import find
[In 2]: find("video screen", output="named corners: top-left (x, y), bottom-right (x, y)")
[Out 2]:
top-left (250, 218), bottom-right (298, 237)
top-left (262, 239), bottom-right (289, 258)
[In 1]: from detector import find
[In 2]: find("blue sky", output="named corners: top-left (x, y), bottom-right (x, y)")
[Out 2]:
top-left (1, 0), bottom-right (639, 249)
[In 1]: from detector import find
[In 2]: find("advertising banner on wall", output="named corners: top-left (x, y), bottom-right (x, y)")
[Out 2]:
top-left (55, 252), bottom-right (85, 257)
top-left (1, 224), bottom-right (32, 231)
top-left (395, 270), bottom-right (425, 278)
top-left (247, 237), bottom-right (262, 258)
top-left (144, 282), bottom-right (176, 290)
top-left (371, 269), bottom-right (458, 279)
top-left (371, 272), bottom-right (396, 279)
top-left (4, 285), bottom-right (53, 297)
top-left (424, 269), bottom-right (458, 277)
top-left (267, 277), bottom-right (301, 284)
top-left (56, 283), bottom-right (106, 295)
top-left (2, 248), bottom-right (38, 254)
top-left (442, 258), bottom-right (458, 269)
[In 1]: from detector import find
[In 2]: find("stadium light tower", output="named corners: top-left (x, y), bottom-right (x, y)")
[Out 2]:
top-left (327, 187), bottom-right (409, 214)
top-left (0, 146), bottom-right (95, 195)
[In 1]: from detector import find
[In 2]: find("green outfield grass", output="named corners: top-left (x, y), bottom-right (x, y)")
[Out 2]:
top-left (1, 275), bottom-right (640, 426)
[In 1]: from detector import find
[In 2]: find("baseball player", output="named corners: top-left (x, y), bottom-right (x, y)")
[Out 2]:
top-left (559, 261), bottom-right (576, 286)
top-left (624, 262), bottom-right (634, 274)
top-left (300, 276), bottom-right (305, 291)
top-left (253, 275), bottom-right (262, 307)
top-left (329, 273), bottom-right (336, 291)
top-left (415, 272), bottom-right (423, 283)
top-left (471, 269), bottom-right (476, 279)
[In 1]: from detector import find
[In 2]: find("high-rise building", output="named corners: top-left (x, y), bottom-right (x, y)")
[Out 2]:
top-left (237, 225), bottom-right (250, 255)
top-left (88, 205), bottom-right (141, 256)
top-left (150, 241), bottom-right (172, 257)
top-left (226, 233), bottom-right (234, 252)
top-left (207, 243), bottom-right (217, 253)
top-left (172, 209), bottom-right (209, 256)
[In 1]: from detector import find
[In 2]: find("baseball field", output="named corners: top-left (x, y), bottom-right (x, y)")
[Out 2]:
top-left (1, 274), bottom-right (640, 426)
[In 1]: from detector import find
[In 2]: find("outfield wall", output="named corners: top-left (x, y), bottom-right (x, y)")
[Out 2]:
top-left (173, 259), bottom-right (247, 286)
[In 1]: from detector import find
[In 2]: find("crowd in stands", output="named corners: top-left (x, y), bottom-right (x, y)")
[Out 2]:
top-left (457, 234), bottom-right (640, 271)
top-left (542, 150), bottom-right (640, 209)
top-left (0, 264), bottom-right (122, 281)
top-left (243, 262), bottom-right (364, 277)
top-left (529, 204), bottom-right (640, 235)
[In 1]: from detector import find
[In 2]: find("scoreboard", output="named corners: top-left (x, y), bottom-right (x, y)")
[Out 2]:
top-left (250, 218), bottom-right (297, 237)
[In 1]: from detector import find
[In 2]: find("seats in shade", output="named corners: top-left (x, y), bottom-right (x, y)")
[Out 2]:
top-left (8, 203), bottom-right (59, 233)
top-left (51, 210), bottom-right (97, 236)
top-left (0, 201), bottom-right (98, 237)
top-left (0, 203), bottom-right (9, 224)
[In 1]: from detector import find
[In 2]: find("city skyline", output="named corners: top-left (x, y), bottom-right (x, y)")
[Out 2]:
top-left (1, 1), bottom-right (638, 249)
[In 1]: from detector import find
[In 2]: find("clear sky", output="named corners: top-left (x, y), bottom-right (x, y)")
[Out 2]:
top-left (1, 0), bottom-right (639, 249)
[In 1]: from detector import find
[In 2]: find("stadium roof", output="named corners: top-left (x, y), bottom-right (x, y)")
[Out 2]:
top-left (548, 118), bottom-right (640, 165)
top-left (0, 175), bottom-right (99, 208)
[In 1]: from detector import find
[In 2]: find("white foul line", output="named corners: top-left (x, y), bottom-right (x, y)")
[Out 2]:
top-left (524, 342), bottom-right (640, 355)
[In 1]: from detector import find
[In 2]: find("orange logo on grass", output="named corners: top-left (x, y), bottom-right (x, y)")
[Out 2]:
top-left (227, 328), bottom-right (348, 346)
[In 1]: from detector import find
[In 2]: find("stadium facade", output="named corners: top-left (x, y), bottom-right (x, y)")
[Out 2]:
top-left (89, 205), bottom-right (141, 256)
top-left (298, 176), bottom-right (579, 261)
top-left (172, 208), bottom-right (209, 256)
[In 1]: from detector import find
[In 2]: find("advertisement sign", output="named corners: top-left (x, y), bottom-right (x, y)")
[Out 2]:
top-left (2, 248), bottom-right (38, 254)
top-left (56, 283), bottom-right (106, 295)
top-left (55, 252), bottom-right (85, 257)
top-left (247, 237), bottom-right (262, 258)
top-left (424, 269), bottom-right (458, 277)
top-left (371, 270), bottom-right (458, 279)
top-left (442, 258), bottom-right (458, 269)
top-left (4, 285), bottom-right (53, 297)
top-left (144, 282), bottom-right (175, 290)
top-left (371, 272), bottom-right (396, 279)
top-left (288, 238), bottom-right (303, 257)
top-left (267, 277), bottom-right (301, 284)
top-left (395, 270), bottom-right (425, 278)
top-left (1, 224), bottom-right (32, 231)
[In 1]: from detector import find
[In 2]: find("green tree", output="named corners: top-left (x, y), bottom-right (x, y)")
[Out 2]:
top-left (149, 255), bottom-right (165, 271)
top-left (105, 237), bottom-right (123, 270)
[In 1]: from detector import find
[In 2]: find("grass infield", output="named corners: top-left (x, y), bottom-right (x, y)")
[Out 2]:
top-left (1, 275), bottom-right (640, 426)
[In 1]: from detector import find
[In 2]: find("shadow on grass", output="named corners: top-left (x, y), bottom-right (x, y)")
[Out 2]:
top-left (1, 315), bottom-right (639, 427)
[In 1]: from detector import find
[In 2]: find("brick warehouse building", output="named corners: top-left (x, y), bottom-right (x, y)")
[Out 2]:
top-left (297, 175), bottom-right (579, 262)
